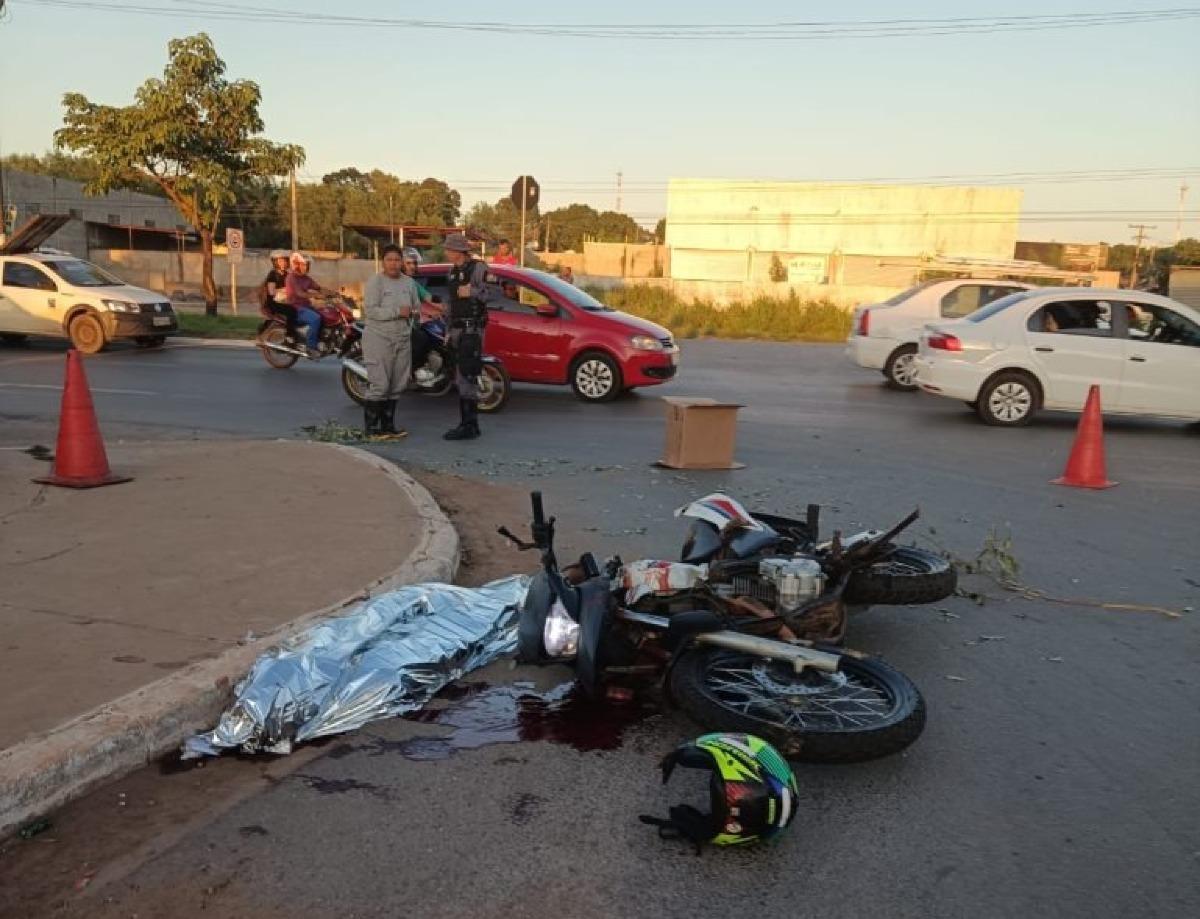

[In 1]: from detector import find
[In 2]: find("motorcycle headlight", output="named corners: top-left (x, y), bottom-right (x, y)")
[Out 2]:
top-left (630, 335), bottom-right (664, 352)
top-left (102, 299), bottom-right (138, 313)
top-left (542, 599), bottom-right (580, 659)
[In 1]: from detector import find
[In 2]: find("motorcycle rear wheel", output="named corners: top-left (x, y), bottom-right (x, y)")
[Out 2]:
top-left (477, 362), bottom-right (511, 413)
top-left (844, 546), bottom-right (956, 606)
top-left (259, 325), bottom-right (299, 369)
top-left (670, 647), bottom-right (925, 763)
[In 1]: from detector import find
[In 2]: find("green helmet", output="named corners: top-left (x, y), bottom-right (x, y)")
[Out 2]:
top-left (640, 733), bottom-right (799, 852)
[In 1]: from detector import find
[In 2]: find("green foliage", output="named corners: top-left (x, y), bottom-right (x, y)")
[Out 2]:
top-left (654, 217), bottom-right (666, 243)
top-left (54, 33), bottom-right (303, 313)
top-left (541, 202), bottom-right (649, 251)
top-left (175, 312), bottom-right (261, 338)
top-left (592, 285), bottom-right (852, 342)
top-left (466, 196), bottom-right (539, 247)
top-left (1, 151), bottom-right (163, 197)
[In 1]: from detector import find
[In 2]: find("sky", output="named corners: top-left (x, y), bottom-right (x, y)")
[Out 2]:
top-left (1, 0), bottom-right (1198, 245)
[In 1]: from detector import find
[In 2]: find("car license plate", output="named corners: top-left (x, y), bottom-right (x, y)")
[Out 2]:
top-left (152, 316), bottom-right (172, 327)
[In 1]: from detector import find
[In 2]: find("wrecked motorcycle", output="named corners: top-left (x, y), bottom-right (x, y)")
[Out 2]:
top-left (675, 494), bottom-right (957, 642)
top-left (501, 492), bottom-right (926, 764)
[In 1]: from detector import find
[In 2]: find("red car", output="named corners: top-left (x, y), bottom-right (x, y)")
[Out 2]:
top-left (417, 264), bottom-right (679, 402)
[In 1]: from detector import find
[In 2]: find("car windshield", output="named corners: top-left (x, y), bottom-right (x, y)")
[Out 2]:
top-left (43, 259), bottom-right (124, 287)
top-left (524, 270), bottom-right (614, 311)
top-left (880, 279), bottom-right (940, 307)
top-left (965, 290), bottom-right (1033, 323)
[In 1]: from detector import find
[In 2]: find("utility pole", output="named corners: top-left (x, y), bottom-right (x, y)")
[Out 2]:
top-left (544, 215), bottom-right (551, 253)
top-left (1177, 182), bottom-right (1189, 244)
top-left (289, 166), bottom-right (298, 250)
top-left (519, 176), bottom-right (527, 268)
top-left (388, 195), bottom-right (395, 244)
top-left (616, 170), bottom-right (623, 213)
top-left (1128, 223), bottom-right (1156, 289)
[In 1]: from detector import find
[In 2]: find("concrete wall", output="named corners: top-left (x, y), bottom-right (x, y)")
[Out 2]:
top-left (1169, 266), bottom-right (1200, 310)
top-left (539, 242), bottom-right (668, 278)
top-left (1, 170), bottom-right (183, 257)
top-left (92, 249), bottom-right (379, 304)
top-left (666, 179), bottom-right (1022, 282)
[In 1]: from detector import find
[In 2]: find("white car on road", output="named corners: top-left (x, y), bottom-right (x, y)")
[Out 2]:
top-left (846, 279), bottom-right (1032, 390)
top-left (913, 288), bottom-right (1200, 426)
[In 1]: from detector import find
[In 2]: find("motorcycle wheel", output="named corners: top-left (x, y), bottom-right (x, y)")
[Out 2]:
top-left (670, 647), bottom-right (925, 764)
top-left (341, 365), bottom-right (369, 406)
top-left (844, 547), bottom-right (956, 606)
top-left (258, 325), bottom-right (299, 369)
top-left (477, 362), bottom-right (511, 413)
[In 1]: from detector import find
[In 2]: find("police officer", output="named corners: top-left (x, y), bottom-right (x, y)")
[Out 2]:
top-left (442, 233), bottom-right (495, 441)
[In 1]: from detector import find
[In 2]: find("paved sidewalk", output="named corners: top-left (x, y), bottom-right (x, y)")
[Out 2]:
top-left (0, 439), bottom-right (458, 834)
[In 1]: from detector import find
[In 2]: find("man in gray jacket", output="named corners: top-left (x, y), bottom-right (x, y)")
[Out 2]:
top-left (362, 244), bottom-right (420, 440)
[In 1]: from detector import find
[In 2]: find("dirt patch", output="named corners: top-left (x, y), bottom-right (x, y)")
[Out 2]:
top-left (407, 467), bottom-right (536, 586)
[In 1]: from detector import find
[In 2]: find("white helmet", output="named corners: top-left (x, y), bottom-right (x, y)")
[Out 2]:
top-left (289, 251), bottom-right (311, 268)
top-left (402, 247), bottom-right (423, 265)
top-left (269, 249), bottom-right (288, 261)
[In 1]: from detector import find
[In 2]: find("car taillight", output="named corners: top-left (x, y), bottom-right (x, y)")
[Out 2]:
top-left (927, 333), bottom-right (963, 352)
top-left (857, 310), bottom-right (870, 336)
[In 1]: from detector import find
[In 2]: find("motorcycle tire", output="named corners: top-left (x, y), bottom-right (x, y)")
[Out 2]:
top-left (843, 546), bottom-right (956, 606)
top-left (477, 362), bottom-right (511, 413)
top-left (670, 647), bottom-right (925, 764)
top-left (258, 326), bottom-right (299, 369)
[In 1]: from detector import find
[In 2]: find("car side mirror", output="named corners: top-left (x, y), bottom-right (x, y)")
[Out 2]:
top-left (535, 303), bottom-right (558, 318)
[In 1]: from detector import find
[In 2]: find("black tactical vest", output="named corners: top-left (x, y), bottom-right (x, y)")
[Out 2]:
top-left (448, 258), bottom-right (485, 323)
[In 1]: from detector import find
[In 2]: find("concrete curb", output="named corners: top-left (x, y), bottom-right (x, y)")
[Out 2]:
top-left (168, 336), bottom-right (258, 350)
top-left (0, 444), bottom-right (459, 839)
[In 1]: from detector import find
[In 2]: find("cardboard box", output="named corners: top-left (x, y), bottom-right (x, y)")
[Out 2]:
top-left (657, 398), bottom-right (745, 470)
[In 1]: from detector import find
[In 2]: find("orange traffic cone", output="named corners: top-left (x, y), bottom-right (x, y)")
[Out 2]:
top-left (1052, 384), bottom-right (1116, 489)
top-left (33, 350), bottom-right (132, 489)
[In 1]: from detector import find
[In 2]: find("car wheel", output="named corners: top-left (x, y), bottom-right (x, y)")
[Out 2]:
top-left (69, 313), bottom-right (107, 354)
top-left (976, 372), bottom-right (1039, 426)
top-left (884, 345), bottom-right (919, 391)
top-left (571, 351), bottom-right (622, 403)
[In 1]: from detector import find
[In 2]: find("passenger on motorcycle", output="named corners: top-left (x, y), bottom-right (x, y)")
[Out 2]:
top-left (284, 252), bottom-right (328, 358)
top-left (261, 250), bottom-right (299, 342)
top-left (401, 247), bottom-right (444, 372)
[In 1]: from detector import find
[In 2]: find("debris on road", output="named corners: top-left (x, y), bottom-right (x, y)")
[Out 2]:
top-left (184, 577), bottom-right (528, 758)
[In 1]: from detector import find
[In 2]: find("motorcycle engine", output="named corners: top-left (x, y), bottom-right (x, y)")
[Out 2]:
top-left (756, 557), bottom-right (825, 612)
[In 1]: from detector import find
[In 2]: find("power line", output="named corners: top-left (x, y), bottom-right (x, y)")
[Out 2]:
top-left (17, 1), bottom-right (1200, 40)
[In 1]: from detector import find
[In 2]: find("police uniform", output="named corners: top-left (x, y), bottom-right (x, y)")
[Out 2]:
top-left (444, 256), bottom-right (491, 440)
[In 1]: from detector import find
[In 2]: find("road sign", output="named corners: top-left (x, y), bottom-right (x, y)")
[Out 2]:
top-left (226, 228), bottom-right (244, 264)
top-left (510, 176), bottom-right (540, 211)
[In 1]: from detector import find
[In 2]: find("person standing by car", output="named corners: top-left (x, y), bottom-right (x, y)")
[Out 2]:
top-left (361, 244), bottom-right (420, 441)
top-left (491, 239), bottom-right (518, 266)
top-left (284, 253), bottom-right (327, 358)
top-left (442, 233), bottom-right (497, 441)
top-left (401, 247), bottom-right (443, 373)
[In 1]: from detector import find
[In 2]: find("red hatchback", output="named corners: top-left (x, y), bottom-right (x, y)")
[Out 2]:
top-left (418, 264), bottom-right (679, 402)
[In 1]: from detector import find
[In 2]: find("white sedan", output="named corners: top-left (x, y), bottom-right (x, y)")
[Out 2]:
top-left (913, 288), bottom-right (1200, 426)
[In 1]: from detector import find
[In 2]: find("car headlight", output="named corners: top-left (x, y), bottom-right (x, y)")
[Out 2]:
top-left (630, 335), bottom-right (664, 351)
top-left (102, 299), bottom-right (138, 313)
top-left (542, 599), bottom-right (580, 659)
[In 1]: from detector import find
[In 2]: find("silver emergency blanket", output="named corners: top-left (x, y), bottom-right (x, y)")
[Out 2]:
top-left (184, 576), bottom-right (529, 758)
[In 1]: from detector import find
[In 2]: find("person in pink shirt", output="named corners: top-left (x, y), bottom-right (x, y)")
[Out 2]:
top-left (285, 252), bottom-right (328, 357)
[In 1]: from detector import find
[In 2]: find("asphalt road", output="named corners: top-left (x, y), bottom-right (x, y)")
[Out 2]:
top-left (2, 336), bottom-right (1198, 918)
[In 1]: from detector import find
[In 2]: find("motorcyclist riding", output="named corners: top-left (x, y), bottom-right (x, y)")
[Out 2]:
top-left (261, 250), bottom-right (299, 342)
top-left (284, 252), bottom-right (328, 358)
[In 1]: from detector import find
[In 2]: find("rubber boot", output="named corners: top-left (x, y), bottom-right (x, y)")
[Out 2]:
top-left (378, 399), bottom-right (407, 440)
top-left (443, 398), bottom-right (481, 441)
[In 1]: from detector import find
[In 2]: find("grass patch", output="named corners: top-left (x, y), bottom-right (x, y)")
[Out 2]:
top-left (176, 313), bottom-right (262, 339)
top-left (590, 285), bottom-right (853, 342)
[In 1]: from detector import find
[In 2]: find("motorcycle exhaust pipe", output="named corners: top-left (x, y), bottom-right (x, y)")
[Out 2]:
top-left (693, 630), bottom-right (842, 674)
top-left (259, 340), bottom-right (307, 358)
top-left (341, 358), bottom-right (368, 380)
top-left (614, 609), bottom-right (841, 675)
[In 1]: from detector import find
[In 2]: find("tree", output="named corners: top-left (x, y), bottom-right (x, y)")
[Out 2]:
top-left (654, 218), bottom-right (666, 243)
top-left (55, 33), bottom-right (303, 315)
top-left (466, 196), bottom-right (539, 249)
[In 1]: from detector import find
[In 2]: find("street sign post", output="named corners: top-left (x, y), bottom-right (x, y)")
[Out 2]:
top-left (226, 229), bottom-right (244, 315)
top-left (510, 176), bottom-right (539, 267)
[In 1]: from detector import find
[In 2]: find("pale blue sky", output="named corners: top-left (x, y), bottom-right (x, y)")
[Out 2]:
top-left (1, 1), bottom-right (1197, 243)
